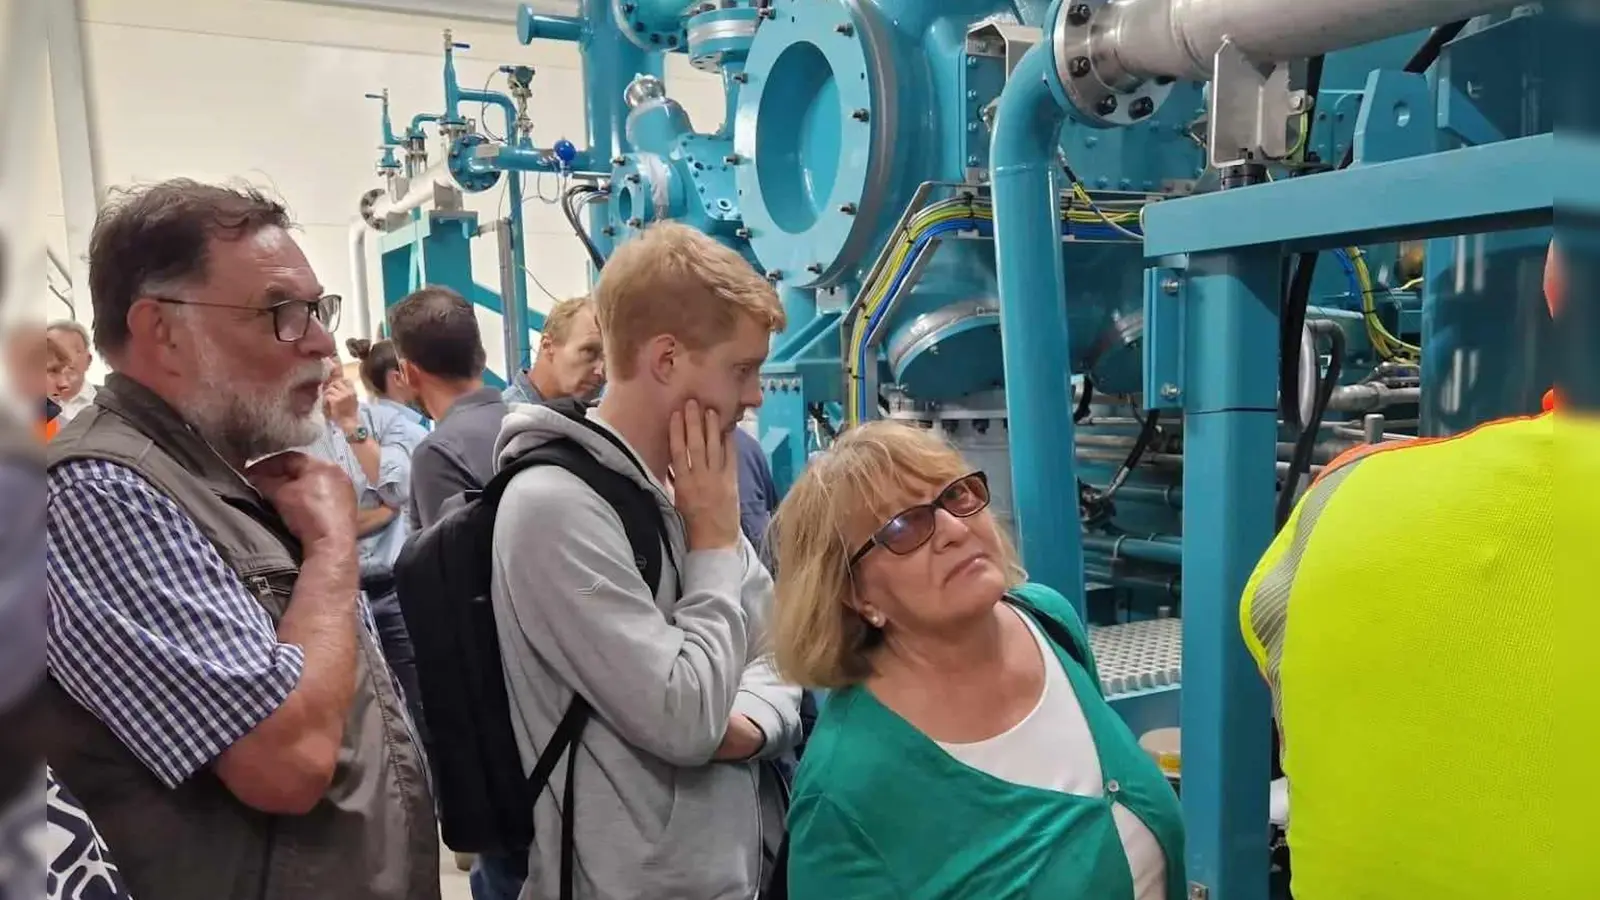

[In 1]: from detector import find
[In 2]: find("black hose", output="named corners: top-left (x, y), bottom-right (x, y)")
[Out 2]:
top-left (1276, 322), bottom-right (1345, 528)
top-left (562, 183), bottom-right (609, 271)
top-left (1073, 376), bottom-right (1094, 423)
top-left (1278, 55), bottom-right (1327, 432)
top-left (1280, 22), bottom-right (1465, 466)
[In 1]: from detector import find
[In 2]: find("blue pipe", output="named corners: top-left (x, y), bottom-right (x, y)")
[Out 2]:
top-left (1081, 534), bottom-right (1184, 567)
top-left (506, 169), bottom-right (532, 372)
top-left (459, 88), bottom-right (518, 142)
top-left (988, 34), bottom-right (1084, 612)
top-left (577, 0), bottom-right (662, 266)
top-left (408, 112), bottom-right (441, 140)
top-left (517, 9), bottom-right (583, 44)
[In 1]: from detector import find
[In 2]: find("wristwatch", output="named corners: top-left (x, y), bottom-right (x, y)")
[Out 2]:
top-left (345, 425), bottom-right (371, 443)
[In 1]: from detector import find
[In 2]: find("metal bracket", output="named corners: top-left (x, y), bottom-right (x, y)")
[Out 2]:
top-left (1207, 38), bottom-right (1293, 169)
top-left (962, 22), bottom-right (1042, 183)
top-left (1142, 267), bottom-right (1186, 411)
top-left (1352, 70), bottom-right (1436, 165)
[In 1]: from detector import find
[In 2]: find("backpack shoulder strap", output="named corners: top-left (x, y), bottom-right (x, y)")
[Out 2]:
top-left (503, 432), bottom-right (668, 900)
top-left (1005, 582), bottom-right (1100, 691)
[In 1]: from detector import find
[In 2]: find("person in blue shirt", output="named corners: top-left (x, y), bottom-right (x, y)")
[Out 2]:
top-left (734, 424), bottom-right (778, 560)
top-left (307, 345), bottom-right (430, 746)
top-left (502, 296), bottom-right (605, 406)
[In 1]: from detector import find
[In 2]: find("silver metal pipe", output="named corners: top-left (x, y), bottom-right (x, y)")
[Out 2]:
top-left (491, 218), bottom-right (519, 385)
top-left (1326, 383), bottom-right (1421, 413)
top-left (362, 163), bottom-right (462, 229)
top-left (1091, 0), bottom-right (1518, 83)
top-left (347, 218), bottom-right (373, 339)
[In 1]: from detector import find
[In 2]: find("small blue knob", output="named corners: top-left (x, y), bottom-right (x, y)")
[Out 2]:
top-left (553, 139), bottom-right (577, 163)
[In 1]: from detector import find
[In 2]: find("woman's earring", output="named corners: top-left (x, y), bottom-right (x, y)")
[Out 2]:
top-left (866, 610), bottom-right (886, 628)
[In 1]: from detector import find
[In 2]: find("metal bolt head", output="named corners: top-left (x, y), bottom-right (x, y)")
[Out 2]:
top-left (851, 108), bottom-right (870, 122)
top-left (757, 6), bottom-right (774, 17)
top-left (626, 173), bottom-right (641, 183)
top-left (735, 227), bottom-right (751, 239)
top-left (1162, 277), bottom-right (1180, 295)
top-left (1160, 383), bottom-right (1180, 400)
top-left (806, 263), bottom-right (823, 274)
top-left (1129, 97), bottom-right (1155, 119)
top-left (838, 202), bottom-right (857, 214)
top-left (1096, 95), bottom-right (1118, 116)
top-left (724, 153), bottom-right (741, 164)
top-left (1068, 56), bottom-right (1091, 78)
top-left (611, 155), bottom-right (626, 166)
top-left (602, 226), bottom-right (617, 237)
top-left (732, 71), bottom-right (748, 84)
top-left (1067, 3), bottom-right (1093, 26)
top-left (627, 217), bottom-right (643, 227)
top-left (766, 270), bottom-right (782, 281)
top-left (834, 22), bottom-right (853, 35)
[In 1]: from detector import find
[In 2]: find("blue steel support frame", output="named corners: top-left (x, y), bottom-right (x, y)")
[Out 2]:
top-left (1142, 135), bottom-right (1554, 900)
top-left (989, 36), bottom-right (1087, 613)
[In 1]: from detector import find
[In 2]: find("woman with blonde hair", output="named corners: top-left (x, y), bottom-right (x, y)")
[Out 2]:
top-left (772, 420), bottom-right (1184, 899)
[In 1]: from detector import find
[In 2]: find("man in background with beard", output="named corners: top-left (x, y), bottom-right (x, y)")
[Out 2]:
top-left (42, 180), bottom-right (439, 900)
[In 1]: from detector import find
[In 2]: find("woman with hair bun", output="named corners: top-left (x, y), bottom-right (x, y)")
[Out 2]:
top-left (340, 335), bottom-right (430, 742)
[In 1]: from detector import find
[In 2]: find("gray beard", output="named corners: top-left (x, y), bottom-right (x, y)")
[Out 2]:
top-left (176, 343), bottom-right (330, 464)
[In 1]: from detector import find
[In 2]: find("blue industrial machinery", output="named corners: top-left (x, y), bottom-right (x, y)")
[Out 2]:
top-left (352, 1), bottom-right (1559, 897)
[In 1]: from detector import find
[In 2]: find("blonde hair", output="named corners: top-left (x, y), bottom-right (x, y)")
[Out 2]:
top-left (770, 420), bottom-right (1026, 689)
top-left (541, 295), bottom-right (594, 346)
top-left (593, 222), bottom-right (786, 378)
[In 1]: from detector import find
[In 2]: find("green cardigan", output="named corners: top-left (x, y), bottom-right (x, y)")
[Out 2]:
top-left (786, 583), bottom-right (1186, 899)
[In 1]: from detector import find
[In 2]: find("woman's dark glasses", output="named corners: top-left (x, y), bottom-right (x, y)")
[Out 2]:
top-left (849, 472), bottom-right (990, 567)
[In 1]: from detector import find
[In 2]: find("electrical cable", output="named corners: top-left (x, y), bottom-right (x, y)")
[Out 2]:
top-left (1278, 54), bottom-right (1327, 433)
top-left (1276, 323), bottom-right (1344, 529)
top-left (1074, 376), bottom-right (1094, 423)
top-left (844, 190), bottom-right (1146, 423)
top-left (562, 183), bottom-right (608, 271)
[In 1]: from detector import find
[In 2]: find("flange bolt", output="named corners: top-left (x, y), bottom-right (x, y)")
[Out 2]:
top-left (1068, 56), bottom-right (1091, 78)
top-left (835, 23), bottom-right (853, 35)
top-left (1068, 4), bottom-right (1093, 26)
top-left (839, 202), bottom-right (857, 214)
top-left (1129, 97), bottom-right (1154, 119)
top-left (851, 108), bottom-right (870, 122)
top-left (1096, 95), bottom-right (1118, 116)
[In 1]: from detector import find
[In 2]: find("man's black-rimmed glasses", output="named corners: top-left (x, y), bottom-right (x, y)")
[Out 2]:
top-left (155, 293), bottom-right (341, 343)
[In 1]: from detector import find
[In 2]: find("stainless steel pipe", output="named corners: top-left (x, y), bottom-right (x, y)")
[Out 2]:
top-left (362, 162), bottom-right (463, 230)
top-left (1088, 0), bottom-right (1519, 83)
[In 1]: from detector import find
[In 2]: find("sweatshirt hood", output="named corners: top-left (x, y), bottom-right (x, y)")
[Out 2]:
top-left (494, 402), bottom-right (665, 498)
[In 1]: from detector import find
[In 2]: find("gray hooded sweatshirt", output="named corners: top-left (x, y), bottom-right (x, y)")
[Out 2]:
top-left (490, 403), bottom-right (803, 900)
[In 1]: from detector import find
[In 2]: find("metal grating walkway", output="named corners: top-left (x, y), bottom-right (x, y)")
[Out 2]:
top-left (1088, 618), bottom-right (1183, 698)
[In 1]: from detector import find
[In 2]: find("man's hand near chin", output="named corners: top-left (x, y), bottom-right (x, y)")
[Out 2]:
top-left (712, 714), bottom-right (766, 761)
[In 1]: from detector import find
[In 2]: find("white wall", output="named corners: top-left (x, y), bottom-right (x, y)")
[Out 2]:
top-left (40, 0), bottom-right (725, 381)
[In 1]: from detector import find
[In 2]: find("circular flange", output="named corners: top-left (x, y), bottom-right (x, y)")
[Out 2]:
top-left (888, 300), bottom-right (1004, 400)
top-left (609, 152), bottom-right (684, 239)
top-left (446, 133), bottom-right (502, 193)
top-left (1053, 0), bottom-right (1175, 128)
top-left (687, 6), bottom-right (760, 71)
top-left (614, 0), bottom-right (688, 53)
top-left (358, 187), bottom-right (387, 230)
top-left (733, 0), bottom-right (894, 289)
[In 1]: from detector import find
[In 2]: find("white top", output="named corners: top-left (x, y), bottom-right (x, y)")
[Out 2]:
top-left (56, 383), bottom-right (97, 423)
top-left (936, 609), bottom-right (1167, 900)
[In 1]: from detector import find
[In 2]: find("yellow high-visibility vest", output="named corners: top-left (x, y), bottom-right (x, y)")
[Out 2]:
top-left (1241, 411), bottom-right (1580, 899)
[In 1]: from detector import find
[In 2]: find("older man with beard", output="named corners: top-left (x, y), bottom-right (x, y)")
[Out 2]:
top-left (41, 179), bottom-right (440, 900)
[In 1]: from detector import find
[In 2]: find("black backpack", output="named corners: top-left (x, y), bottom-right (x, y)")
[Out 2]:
top-left (392, 397), bottom-right (666, 898)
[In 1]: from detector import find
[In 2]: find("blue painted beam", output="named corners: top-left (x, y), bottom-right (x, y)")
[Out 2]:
top-left (1143, 133), bottom-right (1554, 257)
top-left (1177, 249), bottom-right (1279, 900)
